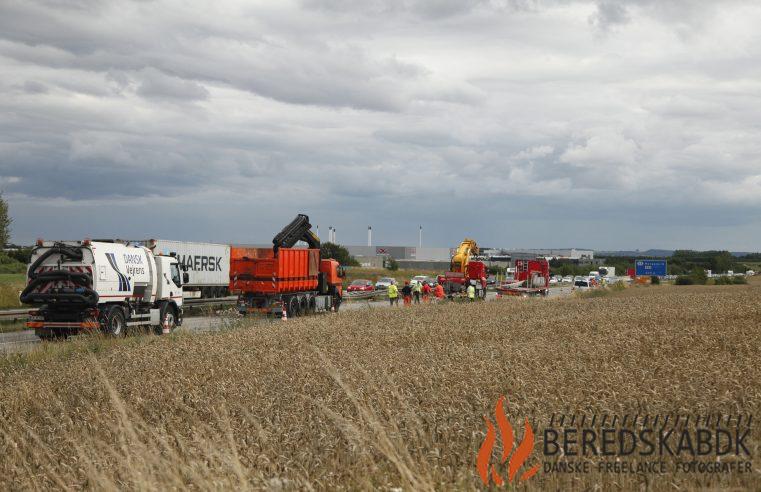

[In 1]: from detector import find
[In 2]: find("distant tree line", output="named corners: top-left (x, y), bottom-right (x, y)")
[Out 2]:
top-left (548, 250), bottom-right (755, 278)
top-left (669, 250), bottom-right (748, 275)
top-left (320, 242), bottom-right (360, 267)
top-left (0, 194), bottom-right (28, 273)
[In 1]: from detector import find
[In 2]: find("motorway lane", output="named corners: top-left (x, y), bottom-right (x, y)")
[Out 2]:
top-left (0, 287), bottom-right (575, 353)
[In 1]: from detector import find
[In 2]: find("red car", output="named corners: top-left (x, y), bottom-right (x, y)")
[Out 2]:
top-left (347, 279), bottom-right (374, 292)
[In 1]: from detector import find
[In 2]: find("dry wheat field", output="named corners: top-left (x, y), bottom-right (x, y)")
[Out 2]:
top-left (1, 282), bottom-right (760, 490)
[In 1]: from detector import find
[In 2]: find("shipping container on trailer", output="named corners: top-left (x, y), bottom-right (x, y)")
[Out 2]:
top-left (143, 239), bottom-right (231, 298)
top-left (230, 248), bottom-right (319, 294)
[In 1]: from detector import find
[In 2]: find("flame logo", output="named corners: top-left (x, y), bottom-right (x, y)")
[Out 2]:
top-left (476, 396), bottom-right (540, 485)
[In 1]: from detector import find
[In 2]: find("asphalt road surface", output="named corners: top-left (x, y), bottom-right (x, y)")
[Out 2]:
top-left (0, 287), bottom-right (574, 354)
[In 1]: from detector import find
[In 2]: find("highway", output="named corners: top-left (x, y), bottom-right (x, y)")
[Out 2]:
top-left (0, 287), bottom-right (573, 354)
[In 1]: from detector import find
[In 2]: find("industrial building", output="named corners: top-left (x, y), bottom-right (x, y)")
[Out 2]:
top-left (504, 248), bottom-right (594, 260)
top-left (346, 245), bottom-right (452, 261)
top-left (346, 245), bottom-right (601, 271)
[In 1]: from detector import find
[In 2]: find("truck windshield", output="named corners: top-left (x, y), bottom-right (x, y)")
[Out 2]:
top-left (171, 263), bottom-right (181, 287)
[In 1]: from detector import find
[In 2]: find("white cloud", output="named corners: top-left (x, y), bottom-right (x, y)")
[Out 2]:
top-left (1, 0), bottom-right (761, 249)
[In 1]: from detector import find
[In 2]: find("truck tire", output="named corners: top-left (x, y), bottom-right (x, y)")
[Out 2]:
top-left (288, 297), bottom-right (300, 317)
top-left (308, 296), bottom-right (317, 314)
top-left (101, 306), bottom-right (126, 337)
top-left (157, 302), bottom-right (177, 334)
top-left (299, 297), bottom-right (309, 315)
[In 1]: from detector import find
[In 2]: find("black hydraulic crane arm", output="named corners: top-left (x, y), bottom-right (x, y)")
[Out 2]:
top-left (272, 214), bottom-right (321, 256)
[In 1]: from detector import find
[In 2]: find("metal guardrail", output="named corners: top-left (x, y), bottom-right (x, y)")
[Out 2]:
top-left (186, 296), bottom-right (238, 306)
top-left (344, 291), bottom-right (383, 301)
top-left (0, 309), bottom-right (28, 321)
top-left (0, 296), bottom-right (239, 321)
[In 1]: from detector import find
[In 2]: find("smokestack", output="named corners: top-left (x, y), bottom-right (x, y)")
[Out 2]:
top-left (367, 226), bottom-right (372, 247)
top-left (316, 225), bottom-right (319, 238)
top-left (328, 226), bottom-right (333, 243)
top-left (419, 225), bottom-right (422, 249)
top-left (333, 228), bottom-right (337, 243)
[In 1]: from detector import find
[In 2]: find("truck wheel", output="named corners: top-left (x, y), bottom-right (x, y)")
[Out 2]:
top-left (288, 297), bottom-right (300, 317)
top-left (308, 297), bottom-right (317, 314)
top-left (157, 303), bottom-right (177, 334)
top-left (299, 297), bottom-right (309, 315)
top-left (101, 306), bottom-right (126, 337)
top-left (333, 296), bottom-right (341, 312)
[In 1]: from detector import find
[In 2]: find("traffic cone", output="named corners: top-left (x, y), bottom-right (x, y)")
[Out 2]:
top-left (282, 307), bottom-right (288, 321)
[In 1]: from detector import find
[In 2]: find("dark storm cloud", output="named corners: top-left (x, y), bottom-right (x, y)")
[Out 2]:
top-left (1, 0), bottom-right (761, 250)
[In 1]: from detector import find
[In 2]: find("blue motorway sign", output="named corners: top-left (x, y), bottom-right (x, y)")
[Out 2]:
top-left (635, 259), bottom-right (667, 277)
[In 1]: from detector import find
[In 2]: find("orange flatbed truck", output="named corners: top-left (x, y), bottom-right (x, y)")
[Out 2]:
top-left (230, 214), bottom-right (344, 317)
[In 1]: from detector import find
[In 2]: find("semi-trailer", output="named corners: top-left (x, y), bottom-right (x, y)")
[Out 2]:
top-left (144, 239), bottom-right (230, 298)
top-left (20, 240), bottom-right (187, 340)
top-left (230, 214), bottom-right (344, 317)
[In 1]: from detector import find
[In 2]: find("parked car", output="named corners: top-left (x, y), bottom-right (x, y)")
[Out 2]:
top-left (573, 279), bottom-right (591, 291)
top-left (486, 275), bottom-right (497, 286)
top-left (347, 279), bottom-right (374, 292)
top-left (374, 277), bottom-right (397, 290)
top-left (549, 277), bottom-right (558, 285)
top-left (410, 275), bottom-right (431, 287)
top-left (563, 276), bottom-right (573, 283)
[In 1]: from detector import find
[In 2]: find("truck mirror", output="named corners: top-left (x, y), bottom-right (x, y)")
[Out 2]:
top-left (183, 272), bottom-right (190, 284)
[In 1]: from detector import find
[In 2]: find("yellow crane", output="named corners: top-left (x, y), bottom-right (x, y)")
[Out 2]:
top-left (450, 238), bottom-right (479, 274)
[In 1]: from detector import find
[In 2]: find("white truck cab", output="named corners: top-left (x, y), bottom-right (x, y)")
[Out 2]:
top-left (21, 240), bottom-right (187, 340)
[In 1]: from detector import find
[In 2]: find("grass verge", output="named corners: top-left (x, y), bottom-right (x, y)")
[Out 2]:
top-left (0, 273), bottom-right (25, 309)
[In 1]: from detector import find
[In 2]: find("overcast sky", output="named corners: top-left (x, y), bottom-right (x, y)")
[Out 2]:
top-left (1, 0), bottom-right (760, 250)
